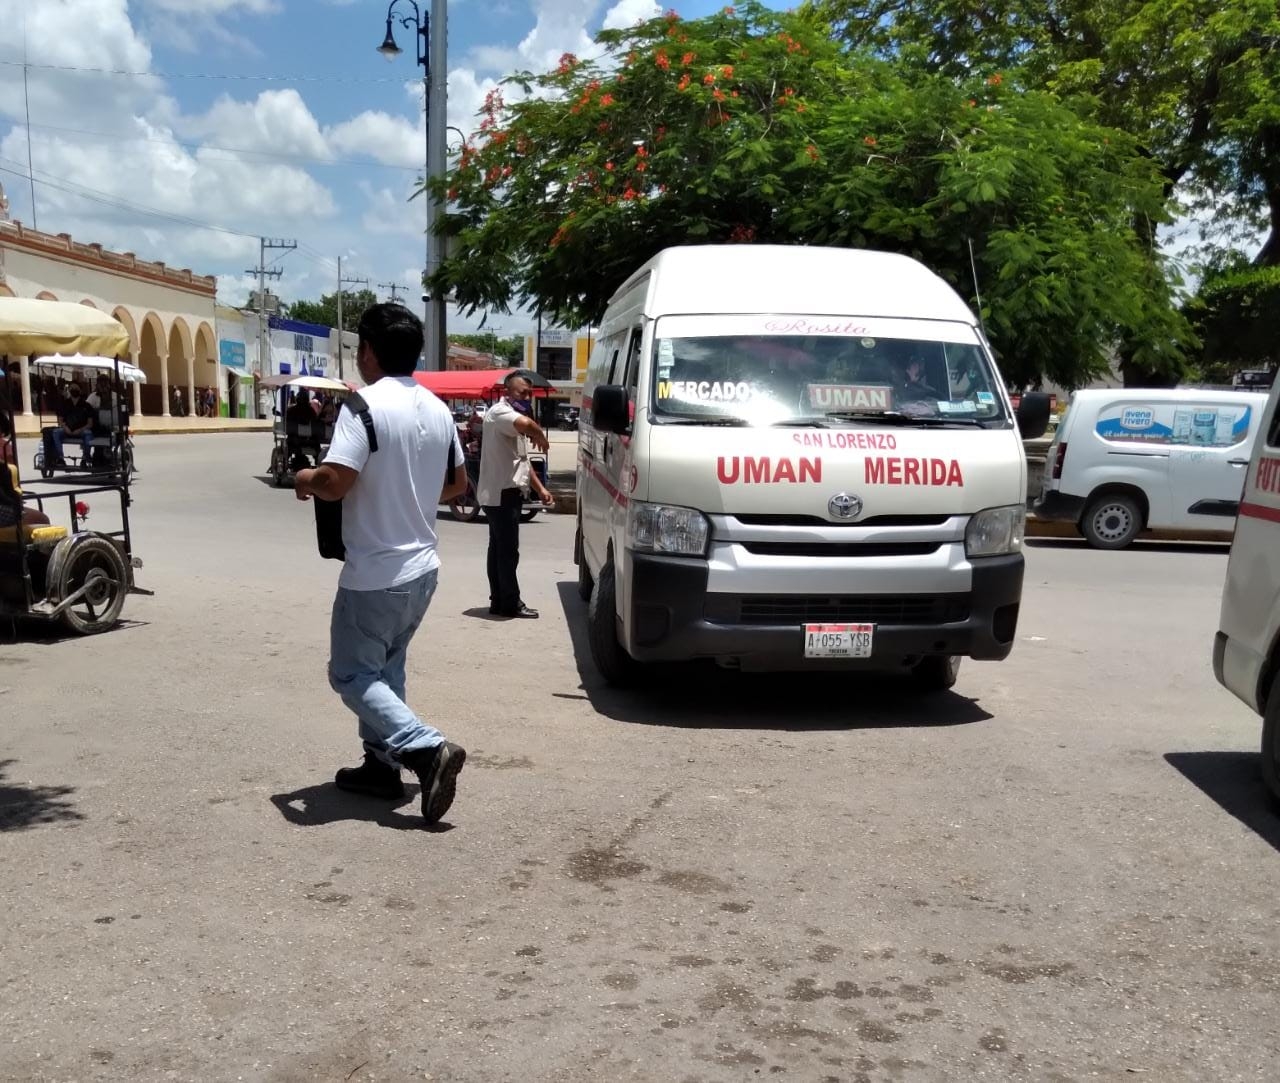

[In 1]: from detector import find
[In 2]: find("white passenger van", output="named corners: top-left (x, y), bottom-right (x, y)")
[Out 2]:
top-left (573, 244), bottom-right (1050, 688)
top-left (1213, 375), bottom-right (1280, 801)
top-left (1034, 388), bottom-right (1269, 548)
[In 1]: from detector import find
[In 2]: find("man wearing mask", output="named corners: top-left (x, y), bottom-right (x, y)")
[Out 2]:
top-left (51, 384), bottom-right (94, 465)
top-left (294, 303), bottom-right (470, 824)
top-left (477, 372), bottom-right (552, 618)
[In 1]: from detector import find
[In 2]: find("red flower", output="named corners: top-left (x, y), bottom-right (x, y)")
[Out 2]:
top-left (635, 145), bottom-right (648, 158)
top-left (721, 65), bottom-right (734, 78)
top-left (713, 88), bottom-right (726, 101)
top-left (447, 187), bottom-right (458, 200)
top-left (557, 52), bottom-right (579, 72)
top-left (703, 72), bottom-right (716, 85)
top-left (599, 93), bottom-right (615, 107)
top-left (656, 126), bottom-right (666, 141)
top-left (723, 4), bottom-right (735, 11)
top-left (655, 50), bottom-right (671, 70)
top-left (805, 144), bottom-right (818, 161)
top-left (636, 161), bottom-right (647, 172)
top-left (605, 161), bottom-right (615, 171)
top-left (682, 52), bottom-right (696, 66)
top-left (987, 73), bottom-right (1002, 85)
top-left (587, 79), bottom-right (602, 91)
top-left (598, 121), bottom-right (610, 133)
top-left (677, 73), bottom-right (691, 91)
top-left (622, 186), bottom-right (638, 200)
top-left (863, 136), bottom-right (877, 146)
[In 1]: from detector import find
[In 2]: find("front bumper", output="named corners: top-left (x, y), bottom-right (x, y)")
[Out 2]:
top-left (625, 552), bottom-right (1025, 669)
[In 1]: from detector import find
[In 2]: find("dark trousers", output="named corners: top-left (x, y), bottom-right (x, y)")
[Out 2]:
top-left (485, 487), bottom-right (523, 613)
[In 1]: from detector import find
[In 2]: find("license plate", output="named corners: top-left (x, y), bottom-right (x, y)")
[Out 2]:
top-left (804, 623), bottom-right (874, 659)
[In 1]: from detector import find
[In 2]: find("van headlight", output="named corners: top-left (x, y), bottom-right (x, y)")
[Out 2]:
top-left (627, 501), bottom-right (710, 556)
top-left (965, 505), bottom-right (1025, 557)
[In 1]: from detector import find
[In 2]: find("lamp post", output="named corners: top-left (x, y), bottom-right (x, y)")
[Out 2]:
top-left (377, 0), bottom-right (448, 371)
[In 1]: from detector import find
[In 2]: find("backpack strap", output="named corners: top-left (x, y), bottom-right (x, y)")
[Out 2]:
top-left (344, 392), bottom-right (377, 454)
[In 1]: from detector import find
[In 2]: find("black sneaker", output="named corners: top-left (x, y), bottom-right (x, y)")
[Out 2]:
top-left (401, 742), bottom-right (466, 824)
top-left (334, 752), bottom-right (405, 800)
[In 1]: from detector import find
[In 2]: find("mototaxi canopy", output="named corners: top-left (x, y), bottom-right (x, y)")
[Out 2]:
top-left (0, 298), bottom-right (131, 358)
top-left (32, 353), bottom-right (146, 383)
top-left (413, 367), bottom-right (553, 400)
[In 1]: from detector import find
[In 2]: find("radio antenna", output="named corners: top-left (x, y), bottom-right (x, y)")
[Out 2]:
top-left (966, 237), bottom-right (989, 343)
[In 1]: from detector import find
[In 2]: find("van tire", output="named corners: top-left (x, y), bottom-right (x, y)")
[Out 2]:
top-left (1082, 493), bottom-right (1142, 549)
top-left (575, 523), bottom-right (594, 602)
top-left (1261, 682), bottom-right (1280, 806)
top-left (588, 560), bottom-right (637, 686)
top-left (911, 654), bottom-right (961, 692)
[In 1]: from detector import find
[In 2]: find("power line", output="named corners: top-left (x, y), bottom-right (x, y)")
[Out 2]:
top-left (0, 57), bottom-right (409, 85)
top-left (0, 158), bottom-right (258, 238)
top-left (18, 119), bottom-right (420, 173)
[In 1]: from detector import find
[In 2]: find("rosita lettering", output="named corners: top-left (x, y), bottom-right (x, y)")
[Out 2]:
top-left (864, 457), bottom-right (964, 487)
top-left (717, 456), bottom-right (822, 484)
top-left (763, 319), bottom-right (869, 336)
top-left (792, 431), bottom-right (898, 450)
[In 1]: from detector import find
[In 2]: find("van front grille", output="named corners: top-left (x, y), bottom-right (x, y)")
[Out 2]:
top-left (704, 594), bottom-right (970, 626)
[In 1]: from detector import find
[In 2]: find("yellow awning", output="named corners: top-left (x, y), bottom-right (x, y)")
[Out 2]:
top-left (0, 297), bottom-right (131, 358)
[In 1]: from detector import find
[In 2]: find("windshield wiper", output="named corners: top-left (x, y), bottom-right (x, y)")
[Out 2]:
top-left (770, 417), bottom-right (834, 428)
top-left (655, 415), bottom-right (752, 427)
top-left (824, 410), bottom-right (989, 428)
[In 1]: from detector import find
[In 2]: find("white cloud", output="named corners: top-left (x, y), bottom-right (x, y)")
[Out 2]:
top-left (360, 182), bottom-right (426, 238)
top-left (191, 89), bottom-right (331, 160)
top-left (602, 0), bottom-right (662, 31)
top-left (328, 111), bottom-right (422, 170)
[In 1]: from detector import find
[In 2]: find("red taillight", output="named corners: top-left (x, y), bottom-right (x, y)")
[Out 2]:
top-left (1051, 442), bottom-right (1068, 480)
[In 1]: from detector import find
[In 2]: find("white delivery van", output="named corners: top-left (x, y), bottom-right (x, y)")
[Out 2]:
top-left (573, 244), bottom-right (1050, 688)
top-left (1213, 375), bottom-right (1280, 801)
top-left (1034, 388), bottom-right (1269, 548)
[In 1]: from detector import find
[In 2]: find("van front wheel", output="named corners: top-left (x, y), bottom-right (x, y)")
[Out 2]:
top-left (1082, 494), bottom-right (1142, 549)
top-left (1261, 682), bottom-right (1280, 806)
top-left (911, 654), bottom-right (961, 692)
top-left (588, 560), bottom-right (637, 686)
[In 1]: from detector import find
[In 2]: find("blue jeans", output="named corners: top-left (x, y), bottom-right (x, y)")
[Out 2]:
top-left (328, 569), bottom-right (445, 767)
top-left (51, 428), bottom-right (93, 461)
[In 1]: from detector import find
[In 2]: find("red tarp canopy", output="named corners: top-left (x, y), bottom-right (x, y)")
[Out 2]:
top-left (413, 368), bottom-right (552, 400)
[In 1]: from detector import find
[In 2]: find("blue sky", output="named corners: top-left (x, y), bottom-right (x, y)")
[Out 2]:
top-left (0, 0), bottom-right (751, 333)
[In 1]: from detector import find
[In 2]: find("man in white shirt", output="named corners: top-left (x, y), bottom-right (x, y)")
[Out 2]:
top-left (477, 372), bottom-right (552, 618)
top-left (294, 303), bottom-right (470, 825)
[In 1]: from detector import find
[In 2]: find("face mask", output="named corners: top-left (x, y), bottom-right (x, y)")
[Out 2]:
top-left (512, 398), bottom-right (531, 415)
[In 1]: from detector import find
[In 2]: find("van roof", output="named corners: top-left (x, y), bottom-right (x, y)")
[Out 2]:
top-left (612, 244), bottom-right (978, 324)
top-left (1068, 387), bottom-right (1270, 403)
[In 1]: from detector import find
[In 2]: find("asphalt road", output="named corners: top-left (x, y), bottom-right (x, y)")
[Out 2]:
top-left (1, 434), bottom-right (1276, 1082)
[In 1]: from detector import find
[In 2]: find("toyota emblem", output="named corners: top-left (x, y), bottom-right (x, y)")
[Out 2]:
top-left (828, 492), bottom-right (862, 519)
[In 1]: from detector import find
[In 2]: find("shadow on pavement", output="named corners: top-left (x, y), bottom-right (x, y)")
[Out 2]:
top-left (0, 618), bottom-right (148, 645)
top-left (1165, 751), bottom-right (1280, 853)
top-left (1026, 539), bottom-right (1230, 555)
top-left (269, 784), bottom-right (454, 833)
top-left (556, 583), bottom-right (993, 731)
top-left (0, 758), bottom-right (84, 831)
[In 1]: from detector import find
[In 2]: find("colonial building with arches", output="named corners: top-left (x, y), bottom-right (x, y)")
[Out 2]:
top-left (0, 219), bottom-right (218, 419)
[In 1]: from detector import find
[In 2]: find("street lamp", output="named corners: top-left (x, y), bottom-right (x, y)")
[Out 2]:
top-left (377, 0), bottom-right (448, 371)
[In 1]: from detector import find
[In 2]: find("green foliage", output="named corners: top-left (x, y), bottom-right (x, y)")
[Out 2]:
top-left (433, 1), bottom-right (1194, 389)
top-left (286, 289), bottom-right (379, 333)
top-left (448, 333), bottom-right (526, 364)
top-left (1186, 264), bottom-right (1280, 379)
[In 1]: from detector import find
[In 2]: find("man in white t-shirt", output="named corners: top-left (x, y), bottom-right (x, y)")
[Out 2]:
top-left (294, 303), bottom-right (470, 825)
top-left (477, 372), bottom-right (552, 618)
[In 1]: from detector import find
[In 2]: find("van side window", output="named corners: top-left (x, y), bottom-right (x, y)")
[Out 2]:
top-left (604, 332), bottom-right (626, 385)
top-left (1269, 401), bottom-right (1280, 450)
top-left (622, 327), bottom-right (643, 393)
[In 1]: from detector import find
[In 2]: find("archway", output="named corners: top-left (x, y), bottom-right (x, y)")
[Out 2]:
top-left (79, 299), bottom-right (98, 308)
top-left (194, 321), bottom-right (218, 417)
top-left (168, 318), bottom-right (194, 417)
top-left (138, 313), bottom-right (166, 416)
top-left (35, 290), bottom-right (58, 301)
top-left (0, 283), bottom-right (14, 297)
top-left (110, 307), bottom-right (142, 416)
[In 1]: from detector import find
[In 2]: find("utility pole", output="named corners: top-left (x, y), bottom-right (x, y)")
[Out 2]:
top-left (378, 281), bottom-right (405, 303)
top-left (335, 257), bottom-right (369, 380)
top-left (245, 237), bottom-right (296, 404)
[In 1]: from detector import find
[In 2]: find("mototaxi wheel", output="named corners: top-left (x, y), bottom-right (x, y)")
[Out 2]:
top-left (520, 508), bottom-right (540, 523)
top-left (448, 482), bottom-right (482, 523)
top-left (49, 533), bottom-right (129, 635)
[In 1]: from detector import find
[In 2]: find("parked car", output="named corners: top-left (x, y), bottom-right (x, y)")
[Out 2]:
top-left (1034, 387), bottom-right (1271, 548)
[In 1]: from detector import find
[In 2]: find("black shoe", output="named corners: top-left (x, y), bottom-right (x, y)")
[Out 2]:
top-left (497, 604), bottom-right (539, 619)
top-left (334, 752), bottom-right (405, 799)
top-left (400, 741), bottom-right (467, 825)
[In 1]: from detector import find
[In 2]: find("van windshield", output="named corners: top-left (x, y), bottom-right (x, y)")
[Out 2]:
top-left (650, 317), bottom-right (1010, 428)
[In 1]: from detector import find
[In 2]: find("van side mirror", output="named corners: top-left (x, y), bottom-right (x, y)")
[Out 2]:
top-left (1016, 392), bottom-right (1051, 440)
top-left (592, 384), bottom-right (630, 435)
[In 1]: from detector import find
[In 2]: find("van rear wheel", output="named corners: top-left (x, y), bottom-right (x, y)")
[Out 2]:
top-left (588, 560), bottom-right (637, 686)
top-left (1261, 682), bottom-right (1280, 806)
top-left (1082, 493), bottom-right (1142, 549)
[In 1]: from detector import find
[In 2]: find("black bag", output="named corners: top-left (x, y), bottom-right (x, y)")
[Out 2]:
top-left (314, 393), bottom-right (462, 561)
top-left (315, 393), bottom-right (376, 561)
